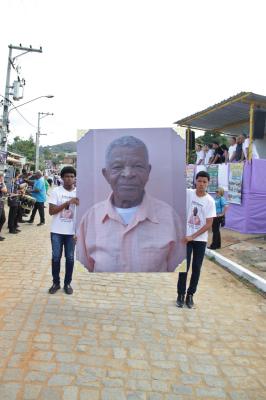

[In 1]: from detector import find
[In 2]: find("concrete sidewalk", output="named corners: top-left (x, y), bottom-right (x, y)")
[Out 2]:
top-left (209, 228), bottom-right (266, 281)
top-left (0, 214), bottom-right (265, 400)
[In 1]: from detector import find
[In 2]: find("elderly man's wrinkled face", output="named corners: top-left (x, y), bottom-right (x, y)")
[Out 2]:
top-left (102, 146), bottom-right (151, 207)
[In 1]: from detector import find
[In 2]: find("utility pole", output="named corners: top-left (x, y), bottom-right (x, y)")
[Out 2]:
top-left (0, 44), bottom-right (42, 153)
top-left (35, 112), bottom-right (53, 171)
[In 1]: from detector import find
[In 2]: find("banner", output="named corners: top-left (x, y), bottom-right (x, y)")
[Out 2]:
top-left (186, 164), bottom-right (195, 188)
top-left (207, 164), bottom-right (219, 192)
top-left (228, 163), bottom-right (244, 204)
top-left (76, 128), bottom-right (186, 273)
top-left (218, 163), bottom-right (229, 192)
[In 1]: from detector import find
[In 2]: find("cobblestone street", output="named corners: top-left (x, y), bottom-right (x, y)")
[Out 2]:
top-left (0, 211), bottom-right (265, 400)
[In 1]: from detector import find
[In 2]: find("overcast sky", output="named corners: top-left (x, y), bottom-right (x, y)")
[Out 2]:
top-left (1, 0), bottom-right (265, 146)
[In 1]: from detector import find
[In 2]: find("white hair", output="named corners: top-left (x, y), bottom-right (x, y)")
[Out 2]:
top-left (105, 136), bottom-right (149, 166)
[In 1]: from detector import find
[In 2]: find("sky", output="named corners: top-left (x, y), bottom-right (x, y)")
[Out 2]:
top-left (1, 0), bottom-right (266, 146)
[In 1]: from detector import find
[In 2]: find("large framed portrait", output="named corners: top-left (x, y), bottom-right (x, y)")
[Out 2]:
top-left (76, 127), bottom-right (186, 273)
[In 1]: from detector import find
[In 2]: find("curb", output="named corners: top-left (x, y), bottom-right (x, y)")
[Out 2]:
top-left (205, 249), bottom-right (266, 293)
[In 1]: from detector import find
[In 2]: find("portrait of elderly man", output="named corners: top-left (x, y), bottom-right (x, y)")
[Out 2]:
top-left (77, 135), bottom-right (183, 273)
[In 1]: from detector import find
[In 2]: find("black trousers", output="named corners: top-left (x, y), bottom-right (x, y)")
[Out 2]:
top-left (30, 202), bottom-right (45, 223)
top-left (0, 206), bottom-right (6, 233)
top-left (177, 241), bottom-right (206, 296)
top-left (17, 206), bottom-right (24, 222)
top-left (8, 206), bottom-right (19, 232)
top-left (210, 216), bottom-right (222, 249)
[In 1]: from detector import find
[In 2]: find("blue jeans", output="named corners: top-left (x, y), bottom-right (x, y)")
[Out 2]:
top-left (51, 233), bottom-right (75, 286)
top-left (177, 241), bottom-right (206, 296)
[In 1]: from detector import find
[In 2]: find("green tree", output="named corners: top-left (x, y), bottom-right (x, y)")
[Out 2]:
top-left (196, 130), bottom-right (228, 146)
top-left (42, 147), bottom-right (53, 160)
top-left (8, 136), bottom-right (36, 162)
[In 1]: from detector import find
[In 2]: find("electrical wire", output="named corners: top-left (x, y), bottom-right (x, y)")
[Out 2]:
top-left (0, 94), bottom-right (37, 129)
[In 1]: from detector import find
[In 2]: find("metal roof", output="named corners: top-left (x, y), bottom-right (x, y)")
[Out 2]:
top-left (174, 92), bottom-right (266, 135)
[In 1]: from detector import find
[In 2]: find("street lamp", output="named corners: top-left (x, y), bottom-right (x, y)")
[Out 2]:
top-left (8, 95), bottom-right (54, 115)
top-left (35, 112), bottom-right (54, 171)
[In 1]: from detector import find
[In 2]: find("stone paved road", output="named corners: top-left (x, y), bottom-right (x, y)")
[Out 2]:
top-left (0, 212), bottom-right (265, 400)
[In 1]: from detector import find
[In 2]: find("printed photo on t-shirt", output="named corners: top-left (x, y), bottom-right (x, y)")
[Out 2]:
top-left (60, 194), bottom-right (75, 222)
top-left (188, 201), bottom-right (204, 228)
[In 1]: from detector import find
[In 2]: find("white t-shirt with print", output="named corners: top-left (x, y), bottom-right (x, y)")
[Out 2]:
top-left (186, 189), bottom-right (216, 242)
top-left (49, 186), bottom-right (77, 234)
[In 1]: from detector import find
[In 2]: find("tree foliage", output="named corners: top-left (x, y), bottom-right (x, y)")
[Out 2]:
top-left (196, 130), bottom-right (228, 146)
top-left (8, 136), bottom-right (36, 161)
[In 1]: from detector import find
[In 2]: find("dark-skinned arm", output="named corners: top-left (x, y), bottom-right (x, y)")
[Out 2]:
top-left (49, 197), bottom-right (79, 216)
top-left (183, 217), bottom-right (213, 243)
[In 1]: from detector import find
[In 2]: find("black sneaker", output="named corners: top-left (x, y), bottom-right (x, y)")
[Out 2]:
top-left (64, 284), bottom-right (73, 295)
top-left (176, 294), bottom-right (185, 308)
top-left (186, 294), bottom-right (194, 309)
top-left (37, 222), bottom-right (45, 226)
top-left (0, 237), bottom-right (5, 241)
top-left (26, 220), bottom-right (34, 224)
top-left (9, 230), bottom-right (18, 234)
top-left (48, 283), bottom-right (61, 294)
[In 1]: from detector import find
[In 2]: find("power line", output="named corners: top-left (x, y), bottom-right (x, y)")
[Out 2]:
top-left (0, 94), bottom-right (37, 129)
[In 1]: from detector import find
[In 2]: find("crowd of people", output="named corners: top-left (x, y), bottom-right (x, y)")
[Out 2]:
top-left (195, 134), bottom-right (259, 165)
top-left (0, 166), bottom-right (78, 295)
top-left (0, 169), bottom-right (58, 240)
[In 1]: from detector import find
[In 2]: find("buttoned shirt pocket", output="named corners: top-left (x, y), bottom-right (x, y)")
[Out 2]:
top-left (139, 244), bottom-right (169, 272)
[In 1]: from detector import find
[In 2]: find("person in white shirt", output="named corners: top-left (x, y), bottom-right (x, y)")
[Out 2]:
top-left (228, 137), bottom-right (237, 162)
top-left (204, 144), bottom-right (214, 164)
top-left (48, 166), bottom-right (79, 295)
top-left (195, 144), bottom-right (205, 165)
top-left (243, 136), bottom-right (249, 159)
top-left (176, 170), bottom-right (216, 309)
top-left (243, 136), bottom-right (260, 160)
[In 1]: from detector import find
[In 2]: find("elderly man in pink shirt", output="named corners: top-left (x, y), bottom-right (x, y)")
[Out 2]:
top-left (77, 136), bottom-right (183, 272)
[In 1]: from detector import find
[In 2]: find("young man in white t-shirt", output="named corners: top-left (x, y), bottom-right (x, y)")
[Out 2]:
top-left (48, 166), bottom-right (79, 295)
top-left (177, 171), bottom-right (216, 308)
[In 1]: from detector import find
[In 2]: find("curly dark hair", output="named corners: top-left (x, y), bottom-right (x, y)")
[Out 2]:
top-left (60, 166), bottom-right (76, 177)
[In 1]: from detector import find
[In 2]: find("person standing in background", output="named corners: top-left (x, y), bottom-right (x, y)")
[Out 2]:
top-left (210, 142), bottom-right (224, 164)
top-left (221, 144), bottom-right (228, 163)
top-left (235, 135), bottom-right (245, 161)
top-left (195, 144), bottom-right (205, 165)
top-left (27, 171), bottom-right (46, 226)
top-left (8, 170), bottom-right (22, 234)
top-left (227, 137), bottom-right (237, 162)
top-left (0, 172), bottom-right (7, 240)
top-left (44, 175), bottom-right (49, 194)
top-left (204, 144), bottom-right (214, 165)
top-left (208, 187), bottom-right (228, 250)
